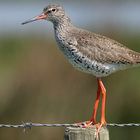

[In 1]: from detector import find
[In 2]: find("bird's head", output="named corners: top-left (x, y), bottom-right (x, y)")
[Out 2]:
top-left (21, 4), bottom-right (66, 25)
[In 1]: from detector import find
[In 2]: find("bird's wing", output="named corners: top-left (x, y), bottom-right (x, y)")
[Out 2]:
top-left (75, 30), bottom-right (140, 65)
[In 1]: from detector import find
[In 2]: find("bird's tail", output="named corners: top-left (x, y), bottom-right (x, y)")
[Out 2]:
top-left (129, 50), bottom-right (140, 65)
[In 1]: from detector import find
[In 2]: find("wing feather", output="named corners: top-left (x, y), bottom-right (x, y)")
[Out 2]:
top-left (73, 29), bottom-right (140, 65)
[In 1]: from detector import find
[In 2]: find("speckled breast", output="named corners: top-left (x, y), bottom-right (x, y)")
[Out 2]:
top-left (55, 35), bottom-right (117, 77)
top-left (66, 51), bottom-right (115, 77)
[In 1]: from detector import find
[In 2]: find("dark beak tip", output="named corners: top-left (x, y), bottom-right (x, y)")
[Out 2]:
top-left (21, 22), bottom-right (25, 25)
top-left (21, 17), bottom-right (39, 25)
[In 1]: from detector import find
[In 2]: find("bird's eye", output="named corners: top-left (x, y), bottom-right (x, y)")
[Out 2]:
top-left (47, 10), bottom-right (51, 14)
top-left (52, 9), bottom-right (56, 12)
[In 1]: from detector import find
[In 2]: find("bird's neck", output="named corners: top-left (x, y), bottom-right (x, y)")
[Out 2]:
top-left (53, 16), bottom-right (75, 56)
top-left (53, 16), bottom-right (73, 32)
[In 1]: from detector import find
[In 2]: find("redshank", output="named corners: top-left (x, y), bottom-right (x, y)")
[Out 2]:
top-left (22, 4), bottom-right (140, 129)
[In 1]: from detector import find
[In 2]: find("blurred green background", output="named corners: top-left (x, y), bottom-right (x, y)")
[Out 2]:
top-left (0, 0), bottom-right (140, 140)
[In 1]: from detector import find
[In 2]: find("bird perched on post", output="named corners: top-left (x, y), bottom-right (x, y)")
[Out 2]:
top-left (22, 4), bottom-right (140, 131)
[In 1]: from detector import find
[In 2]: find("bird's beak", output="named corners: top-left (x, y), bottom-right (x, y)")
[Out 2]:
top-left (21, 13), bottom-right (47, 25)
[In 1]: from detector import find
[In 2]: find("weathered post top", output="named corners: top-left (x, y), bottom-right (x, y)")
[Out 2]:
top-left (64, 126), bottom-right (109, 140)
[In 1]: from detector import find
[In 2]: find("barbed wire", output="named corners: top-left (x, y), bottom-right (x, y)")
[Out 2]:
top-left (0, 122), bottom-right (140, 130)
top-left (107, 123), bottom-right (140, 127)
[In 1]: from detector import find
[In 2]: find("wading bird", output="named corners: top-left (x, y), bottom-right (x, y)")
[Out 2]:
top-left (22, 4), bottom-right (140, 131)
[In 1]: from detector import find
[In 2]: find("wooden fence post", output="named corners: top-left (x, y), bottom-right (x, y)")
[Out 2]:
top-left (64, 126), bottom-right (109, 140)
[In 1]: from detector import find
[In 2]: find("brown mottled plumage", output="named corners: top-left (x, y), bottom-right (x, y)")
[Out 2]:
top-left (75, 30), bottom-right (140, 65)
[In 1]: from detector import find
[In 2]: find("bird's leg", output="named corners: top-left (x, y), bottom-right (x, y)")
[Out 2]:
top-left (89, 79), bottom-right (101, 124)
top-left (99, 78), bottom-right (107, 126)
top-left (94, 78), bottom-right (107, 138)
top-left (75, 78), bottom-right (107, 129)
top-left (83, 78), bottom-right (101, 127)
top-left (90, 78), bottom-right (106, 139)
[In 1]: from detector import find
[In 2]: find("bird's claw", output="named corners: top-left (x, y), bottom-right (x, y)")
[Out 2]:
top-left (95, 121), bottom-right (107, 139)
top-left (75, 121), bottom-right (94, 128)
top-left (75, 121), bottom-right (106, 140)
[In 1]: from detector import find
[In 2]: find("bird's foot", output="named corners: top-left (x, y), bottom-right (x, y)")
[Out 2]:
top-left (74, 120), bottom-right (94, 128)
top-left (75, 120), bottom-right (106, 140)
top-left (94, 121), bottom-right (107, 139)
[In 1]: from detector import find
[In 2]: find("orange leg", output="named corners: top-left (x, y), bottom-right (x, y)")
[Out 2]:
top-left (90, 79), bottom-right (101, 124)
top-left (86, 78), bottom-right (107, 127)
top-left (99, 78), bottom-right (107, 125)
top-left (93, 78), bottom-right (107, 139)
top-left (92, 78), bottom-right (107, 125)
top-left (76, 78), bottom-right (107, 129)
